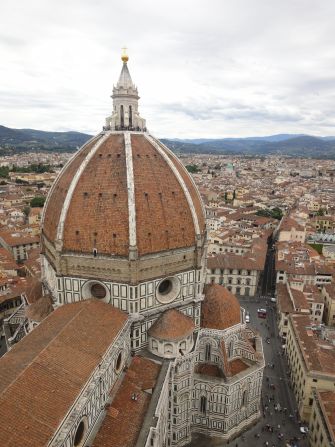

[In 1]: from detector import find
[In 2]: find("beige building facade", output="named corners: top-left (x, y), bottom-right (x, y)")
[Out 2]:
top-left (286, 314), bottom-right (335, 422)
top-left (309, 390), bottom-right (335, 447)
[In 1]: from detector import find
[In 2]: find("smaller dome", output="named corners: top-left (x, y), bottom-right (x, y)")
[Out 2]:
top-left (148, 309), bottom-right (195, 341)
top-left (201, 284), bottom-right (241, 330)
top-left (25, 295), bottom-right (54, 322)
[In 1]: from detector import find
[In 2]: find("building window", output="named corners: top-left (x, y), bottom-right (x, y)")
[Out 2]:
top-left (205, 343), bottom-right (211, 361)
top-left (73, 418), bottom-right (87, 447)
top-left (158, 279), bottom-right (172, 295)
top-left (200, 396), bottom-right (207, 414)
top-left (115, 352), bottom-right (123, 372)
top-left (120, 104), bottom-right (124, 128)
top-left (152, 339), bottom-right (158, 352)
top-left (156, 277), bottom-right (180, 304)
top-left (129, 105), bottom-right (133, 127)
top-left (164, 343), bottom-right (173, 355)
top-left (91, 283), bottom-right (106, 299)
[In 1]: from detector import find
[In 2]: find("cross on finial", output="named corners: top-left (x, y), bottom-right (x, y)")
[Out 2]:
top-left (121, 47), bottom-right (129, 63)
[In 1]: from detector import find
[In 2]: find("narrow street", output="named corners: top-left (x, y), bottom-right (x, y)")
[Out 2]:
top-left (261, 240), bottom-right (276, 297)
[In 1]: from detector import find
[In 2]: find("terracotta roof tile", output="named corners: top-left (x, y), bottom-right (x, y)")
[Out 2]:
top-left (201, 284), bottom-right (241, 330)
top-left (195, 363), bottom-right (223, 378)
top-left (158, 141), bottom-right (206, 234)
top-left (0, 300), bottom-right (128, 447)
top-left (228, 358), bottom-right (249, 375)
top-left (93, 356), bottom-right (161, 447)
top-left (43, 136), bottom-right (101, 243)
top-left (132, 135), bottom-right (196, 255)
top-left (63, 134), bottom-right (129, 256)
top-left (148, 309), bottom-right (195, 341)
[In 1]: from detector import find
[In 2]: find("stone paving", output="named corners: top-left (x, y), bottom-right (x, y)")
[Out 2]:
top-left (188, 298), bottom-right (310, 447)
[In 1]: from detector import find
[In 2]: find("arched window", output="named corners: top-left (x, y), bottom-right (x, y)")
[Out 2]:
top-left (242, 390), bottom-right (247, 406)
top-left (120, 105), bottom-right (124, 128)
top-left (200, 396), bottom-right (207, 414)
top-left (205, 343), bottom-right (211, 361)
top-left (73, 418), bottom-right (87, 447)
top-left (229, 340), bottom-right (234, 357)
top-left (129, 105), bottom-right (133, 128)
top-left (152, 339), bottom-right (158, 352)
top-left (164, 343), bottom-right (173, 354)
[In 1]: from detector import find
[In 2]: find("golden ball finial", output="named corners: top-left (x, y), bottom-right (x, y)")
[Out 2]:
top-left (121, 47), bottom-right (129, 63)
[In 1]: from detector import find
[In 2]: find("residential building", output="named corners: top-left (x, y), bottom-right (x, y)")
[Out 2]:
top-left (286, 314), bottom-right (335, 422)
top-left (309, 390), bottom-right (335, 447)
top-left (321, 284), bottom-right (335, 327)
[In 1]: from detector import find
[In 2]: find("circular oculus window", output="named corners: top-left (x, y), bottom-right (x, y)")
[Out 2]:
top-left (90, 283), bottom-right (107, 299)
top-left (156, 277), bottom-right (180, 304)
top-left (73, 418), bottom-right (87, 447)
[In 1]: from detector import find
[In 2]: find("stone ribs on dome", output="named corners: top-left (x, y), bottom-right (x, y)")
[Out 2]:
top-left (42, 132), bottom-right (205, 258)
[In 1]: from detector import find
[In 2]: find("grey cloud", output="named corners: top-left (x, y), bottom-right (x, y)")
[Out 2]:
top-left (160, 102), bottom-right (304, 123)
top-left (1, 0), bottom-right (335, 137)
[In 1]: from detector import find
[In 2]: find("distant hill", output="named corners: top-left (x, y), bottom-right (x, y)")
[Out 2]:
top-left (161, 135), bottom-right (335, 159)
top-left (0, 125), bottom-right (92, 155)
top-left (1, 125), bottom-right (335, 159)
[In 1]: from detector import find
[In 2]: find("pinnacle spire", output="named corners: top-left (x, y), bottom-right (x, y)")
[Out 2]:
top-left (117, 61), bottom-right (134, 90)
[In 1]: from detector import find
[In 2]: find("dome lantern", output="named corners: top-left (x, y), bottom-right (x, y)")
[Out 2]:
top-left (104, 49), bottom-right (146, 132)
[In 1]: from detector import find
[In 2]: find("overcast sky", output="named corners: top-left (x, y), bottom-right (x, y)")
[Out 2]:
top-left (1, 0), bottom-right (335, 138)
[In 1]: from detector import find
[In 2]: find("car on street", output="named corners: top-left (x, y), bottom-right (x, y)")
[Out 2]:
top-left (245, 313), bottom-right (250, 323)
top-left (257, 308), bottom-right (267, 318)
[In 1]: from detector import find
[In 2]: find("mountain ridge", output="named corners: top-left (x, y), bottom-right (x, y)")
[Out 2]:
top-left (0, 125), bottom-right (335, 159)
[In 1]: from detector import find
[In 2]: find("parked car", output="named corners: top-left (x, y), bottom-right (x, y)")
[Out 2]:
top-left (245, 313), bottom-right (250, 323)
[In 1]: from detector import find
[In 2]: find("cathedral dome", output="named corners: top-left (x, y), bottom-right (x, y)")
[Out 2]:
top-left (148, 309), bottom-right (195, 342)
top-left (148, 309), bottom-right (195, 358)
top-left (201, 284), bottom-right (241, 330)
top-left (42, 132), bottom-right (205, 258)
top-left (41, 53), bottom-right (206, 297)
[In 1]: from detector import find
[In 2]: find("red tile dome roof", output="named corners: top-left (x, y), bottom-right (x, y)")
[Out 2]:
top-left (148, 309), bottom-right (195, 341)
top-left (42, 132), bottom-right (205, 258)
top-left (201, 284), bottom-right (241, 330)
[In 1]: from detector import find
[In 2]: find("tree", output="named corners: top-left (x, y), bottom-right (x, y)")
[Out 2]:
top-left (316, 208), bottom-right (326, 216)
top-left (15, 178), bottom-right (28, 184)
top-left (256, 207), bottom-right (283, 220)
top-left (30, 196), bottom-right (46, 207)
top-left (271, 207), bottom-right (283, 220)
top-left (23, 206), bottom-right (31, 219)
top-left (0, 166), bottom-right (9, 178)
top-left (186, 164), bottom-right (201, 173)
